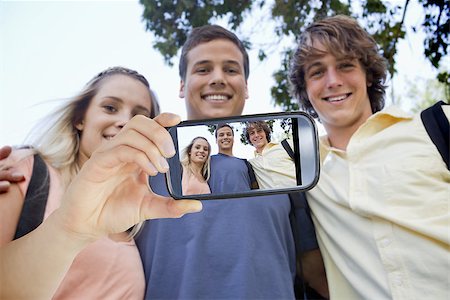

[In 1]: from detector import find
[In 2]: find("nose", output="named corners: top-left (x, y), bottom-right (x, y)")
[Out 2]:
top-left (326, 68), bottom-right (343, 89)
top-left (116, 111), bottom-right (132, 129)
top-left (209, 69), bottom-right (226, 87)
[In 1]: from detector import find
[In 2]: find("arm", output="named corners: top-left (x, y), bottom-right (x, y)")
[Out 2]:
top-left (0, 146), bottom-right (25, 193)
top-left (0, 113), bottom-right (203, 299)
top-left (301, 248), bottom-right (329, 299)
top-left (292, 192), bottom-right (329, 298)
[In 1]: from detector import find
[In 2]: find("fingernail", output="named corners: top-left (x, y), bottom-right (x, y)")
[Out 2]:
top-left (12, 172), bottom-right (24, 178)
top-left (0, 181), bottom-right (10, 188)
top-left (148, 163), bottom-right (157, 175)
top-left (159, 157), bottom-right (169, 171)
top-left (163, 142), bottom-right (175, 157)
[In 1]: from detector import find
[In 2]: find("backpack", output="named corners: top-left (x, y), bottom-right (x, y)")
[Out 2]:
top-left (14, 153), bottom-right (50, 240)
top-left (420, 100), bottom-right (449, 170)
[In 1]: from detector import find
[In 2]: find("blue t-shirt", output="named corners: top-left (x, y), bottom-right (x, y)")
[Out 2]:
top-left (208, 153), bottom-right (253, 193)
top-left (135, 154), bottom-right (318, 299)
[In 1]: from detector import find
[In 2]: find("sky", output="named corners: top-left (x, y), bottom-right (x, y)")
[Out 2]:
top-left (0, 0), bottom-right (443, 147)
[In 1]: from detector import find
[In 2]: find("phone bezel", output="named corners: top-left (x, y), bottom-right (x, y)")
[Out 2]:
top-left (165, 111), bottom-right (320, 200)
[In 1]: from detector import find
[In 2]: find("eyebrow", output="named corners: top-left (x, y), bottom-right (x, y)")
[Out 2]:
top-left (305, 61), bottom-right (323, 73)
top-left (192, 59), bottom-right (242, 68)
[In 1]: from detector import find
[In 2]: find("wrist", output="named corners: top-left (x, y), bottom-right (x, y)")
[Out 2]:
top-left (44, 209), bottom-right (98, 250)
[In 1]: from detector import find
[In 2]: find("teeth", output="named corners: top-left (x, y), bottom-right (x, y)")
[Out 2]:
top-left (204, 95), bottom-right (228, 101)
top-left (327, 95), bottom-right (347, 102)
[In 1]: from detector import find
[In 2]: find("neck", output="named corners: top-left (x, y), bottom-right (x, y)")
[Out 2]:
top-left (323, 118), bottom-right (369, 150)
top-left (76, 153), bottom-right (88, 169)
top-left (219, 149), bottom-right (233, 156)
top-left (189, 161), bottom-right (203, 174)
top-left (255, 144), bottom-right (266, 154)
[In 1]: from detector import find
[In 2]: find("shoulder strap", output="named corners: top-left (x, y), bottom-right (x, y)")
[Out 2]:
top-left (14, 154), bottom-right (50, 240)
top-left (242, 159), bottom-right (259, 190)
top-left (289, 192), bottom-right (308, 299)
top-left (281, 139), bottom-right (295, 160)
top-left (420, 100), bottom-right (449, 170)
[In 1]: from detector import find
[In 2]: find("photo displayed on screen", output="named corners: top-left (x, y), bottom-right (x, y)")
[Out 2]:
top-left (176, 117), bottom-right (300, 196)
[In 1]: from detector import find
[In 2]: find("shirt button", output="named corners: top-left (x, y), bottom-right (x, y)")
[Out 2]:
top-left (380, 238), bottom-right (392, 248)
top-left (393, 274), bottom-right (403, 286)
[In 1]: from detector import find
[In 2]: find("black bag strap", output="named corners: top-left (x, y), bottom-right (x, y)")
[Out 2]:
top-left (242, 159), bottom-right (259, 190)
top-left (420, 100), bottom-right (449, 170)
top-left (14, 153), bottom-right (50, 240)
top-left (281, 139), bottom-right (295, 160)
top-left (289, 192), bottom-right (308, 299)
top-left (285, 138), bottom-right (322, 299)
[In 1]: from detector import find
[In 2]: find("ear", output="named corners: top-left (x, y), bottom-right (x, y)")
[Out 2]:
top-left (244, 81), bottom-right (249, 99)
top-left (75, 120), bottom-right (84, 131)
top-left (367, 81), bottom-right (372, 87)
top-left (179, 80), bottom-right (185, 98)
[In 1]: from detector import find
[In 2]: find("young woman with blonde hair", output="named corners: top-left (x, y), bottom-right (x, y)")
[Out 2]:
top-left (0, 66), bottom-right (180, 299)
top-left (180, 136), bottom-right (211, 195)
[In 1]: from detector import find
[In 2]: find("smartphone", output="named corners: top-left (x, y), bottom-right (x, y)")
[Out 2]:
top-left (165, 111), bottom-right (320, 200)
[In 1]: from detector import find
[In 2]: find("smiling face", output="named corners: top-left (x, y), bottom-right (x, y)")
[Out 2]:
top-left (248, 127), bottom-right (269, 153)
top-left (75, 74), bottom-right (152, 165)
top-left (216, 126), bottom-right (234, 153)
top-left (179, 39), bottom-right (248, 120)
top-left (189, 138), bottom-right (210, 165)
top-left (304, 42), bottom-right (372, 138)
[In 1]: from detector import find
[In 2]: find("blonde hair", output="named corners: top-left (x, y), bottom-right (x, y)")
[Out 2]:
top-left (180, 137), bottom-right (211, 181)
top-left (24, 66), bottom-right (158, 238)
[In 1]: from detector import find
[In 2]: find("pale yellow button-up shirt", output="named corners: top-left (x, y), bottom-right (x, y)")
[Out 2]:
top-left (249, 140), bottom-right (297, 189)
top-left (307, 106), bottom-right (450, 299)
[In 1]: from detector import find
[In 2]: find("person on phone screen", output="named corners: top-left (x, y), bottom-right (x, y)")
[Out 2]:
top-left (208, 123), bottom-right (259, 193)
top-left (245, 120), bottom-right (297, 189)
top-left (181, 136), bottom-right (211, 195)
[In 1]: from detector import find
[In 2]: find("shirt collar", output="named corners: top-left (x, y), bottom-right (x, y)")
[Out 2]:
top-left (254, 142), bottom-right (278, 157)
top-left (319, 106), bottom-right (413, 158)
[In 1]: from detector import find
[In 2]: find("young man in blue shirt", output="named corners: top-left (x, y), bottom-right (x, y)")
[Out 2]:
top-left (208, 123), bottom-right (258, 193)
top-left (136, 25), bottom-right (328, 299)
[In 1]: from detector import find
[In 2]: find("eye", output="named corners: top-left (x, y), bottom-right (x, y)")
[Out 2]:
top-left (195, 67), bottom-right (209, 74)
top-left (103, 105), bottom-right (117, 113)
top-left (132, 109), bottom-right (150, 118)
top-left (308, 68), bottom-right (324, 79)
top-left (225, 67), bottom-right (238, 74)
top-left (339, 60), bottom-right (356, 70)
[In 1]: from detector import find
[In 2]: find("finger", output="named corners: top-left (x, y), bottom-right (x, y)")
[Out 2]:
top-left (0, 170), bottom-right (25, 182)
top-left (153, 112), bottom-right (182, 128)
top-left (0, 146), bottom-right (12, 160)
top-left (117, 115), bottom-right (179, 158)
top-left (127, 113), bottom-right (180, 157)
top-left (81, 145), bottom-right (159, 182)
top-left (0, 181), bottom-right (10, 193)
top-left (105, 129), bottom-right (169, 173)
top-left (142, 194), bottom-right (203, 220)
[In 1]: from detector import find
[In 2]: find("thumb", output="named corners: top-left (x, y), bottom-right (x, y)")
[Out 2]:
top-left (142, 194), bottom-right (203, 220)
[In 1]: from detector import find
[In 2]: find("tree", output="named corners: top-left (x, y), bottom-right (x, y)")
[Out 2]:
top-left (407, 74), bottom-right (449, 112)
top-left (139, 0), bottom-right (449, 111)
